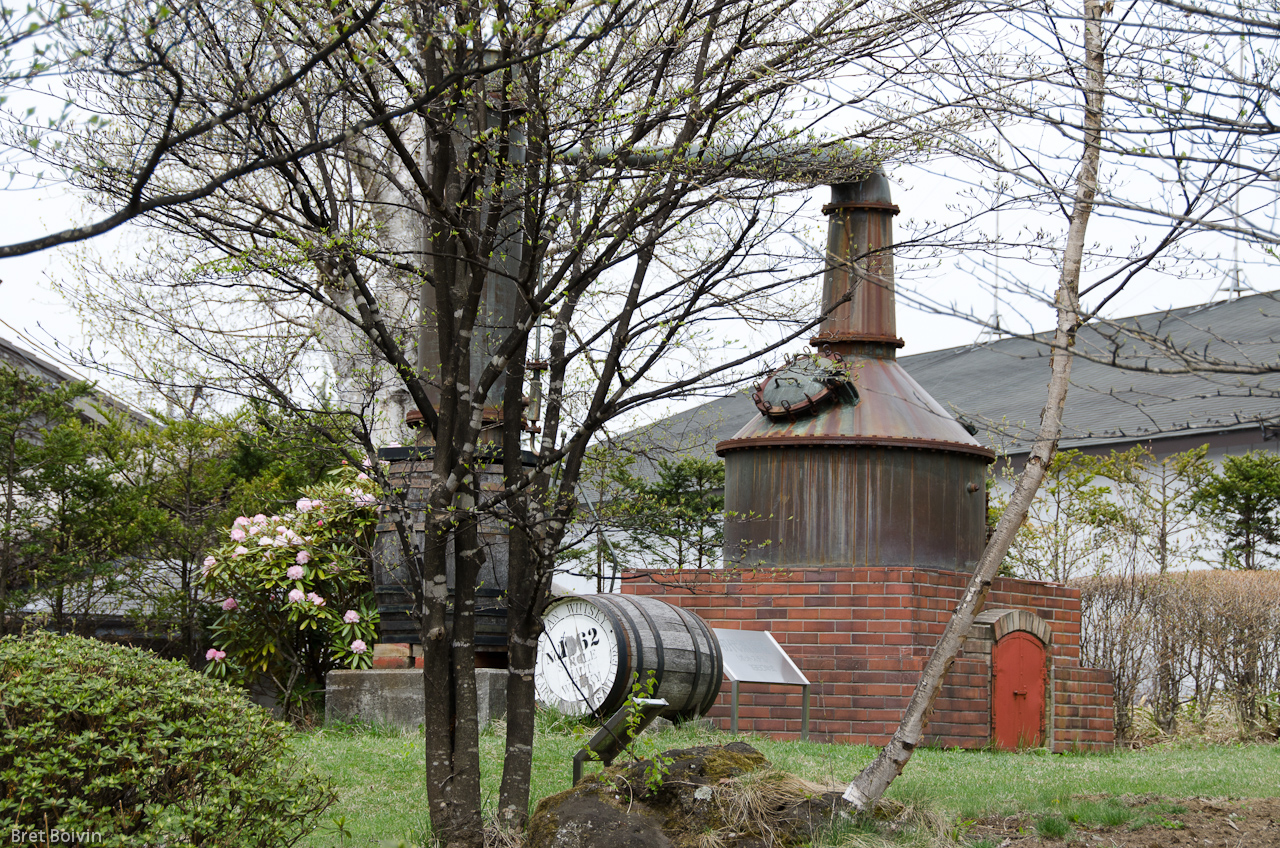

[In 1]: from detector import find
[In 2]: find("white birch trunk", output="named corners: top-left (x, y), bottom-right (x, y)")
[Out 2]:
top-left (843, 0), bottom-right (1107, 809)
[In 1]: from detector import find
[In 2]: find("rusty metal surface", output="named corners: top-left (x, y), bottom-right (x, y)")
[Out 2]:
top-left (718, 356), bottom-right (994, 458)
top-left (719, 174), bottom-right (993, 573)
top-left (812, 174), bottom-right (902, 353)
top-left (722, 445), bottom-right (989, 571)
top-left (751, 352), bottom-right (856, 420)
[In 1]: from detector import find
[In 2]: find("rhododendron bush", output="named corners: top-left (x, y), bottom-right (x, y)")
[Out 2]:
top-left (202, 466), bottom-right (380, 717)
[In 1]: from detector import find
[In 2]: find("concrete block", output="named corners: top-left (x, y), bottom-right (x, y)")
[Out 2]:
top-left (326, 669), bottom-right (425, 730)
top-left (325, 667), bottom-right (507, 731)
top-left (476, 668), bottom-right (507, 728)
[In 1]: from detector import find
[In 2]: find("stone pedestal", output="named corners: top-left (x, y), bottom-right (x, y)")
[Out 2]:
top-left (326, 667), bottom-right (508, 731)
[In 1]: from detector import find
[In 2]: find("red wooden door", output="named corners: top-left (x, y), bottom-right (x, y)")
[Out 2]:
top-left (992, 631), bottom-right (1046, 750)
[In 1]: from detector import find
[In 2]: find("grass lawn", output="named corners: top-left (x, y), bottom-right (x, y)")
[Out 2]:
top-left (294, 717), bottom-right (1280, 846)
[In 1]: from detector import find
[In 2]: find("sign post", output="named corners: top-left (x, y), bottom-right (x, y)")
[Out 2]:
top-left (571, 697), bottom-right (669, 784)
top-left (714, 629), bottom-right (811, 741)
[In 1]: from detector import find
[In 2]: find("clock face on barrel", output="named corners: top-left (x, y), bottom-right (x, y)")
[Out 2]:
top-left (535, 599), bottom-right (621, 717)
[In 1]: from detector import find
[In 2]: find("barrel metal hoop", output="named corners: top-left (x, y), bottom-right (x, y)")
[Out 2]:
top-left (629, 597), bottom-right (666, 694)
top-left (587, 597), bottom-right (633, 719)
top-left (703, 627), bottom-right (725, 716)
top-left (669, 604), bottom-right (703, 717)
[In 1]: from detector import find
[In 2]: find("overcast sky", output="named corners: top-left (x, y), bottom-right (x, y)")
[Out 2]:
top-left (0, 156), bottom-right (1262, 411)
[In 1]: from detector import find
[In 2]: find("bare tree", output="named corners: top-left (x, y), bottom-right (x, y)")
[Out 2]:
top-left (841, 0), bottom-right (1280, 803)
top-left (0, 0), bottom-right (602, 258)
top-left (897, 0), bottom-right (1280, 374)
top-left (51, 0), bottom-right (982, 840)
top-left (844, 0), bottom-right (1106, 808)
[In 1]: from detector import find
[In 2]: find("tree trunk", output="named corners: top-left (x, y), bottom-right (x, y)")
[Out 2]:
top-left (497, 302), bottom-right (541, 829)
top-left (420, 519), bottom-right (460, 840)
top-left (843, 0), bottom-right (1105, 809)
top-left (446, 491), bottom-right (485, 846)
top-left (2, 433), bottom-right (15, 637)
top-left (1152, 584), bottom-right (1179, 735)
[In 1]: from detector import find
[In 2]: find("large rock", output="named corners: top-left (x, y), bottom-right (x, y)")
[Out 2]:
top-left (528, 743), bottom-right (851, 848)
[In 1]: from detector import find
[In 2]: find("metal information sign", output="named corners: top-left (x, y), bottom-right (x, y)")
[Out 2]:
top-left (713, 628), bottom-right (811, 740)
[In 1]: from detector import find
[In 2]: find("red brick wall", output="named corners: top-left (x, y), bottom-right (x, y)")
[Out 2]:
top-left (622, 566), bottom-right (1113, 752)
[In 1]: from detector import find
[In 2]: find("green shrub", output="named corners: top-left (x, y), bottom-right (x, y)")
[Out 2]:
top-left (0, 631), bottom-right (335, 846)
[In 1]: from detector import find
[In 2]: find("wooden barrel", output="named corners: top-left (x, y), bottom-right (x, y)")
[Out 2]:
top-left (536, 595), bottom-right (723, 720)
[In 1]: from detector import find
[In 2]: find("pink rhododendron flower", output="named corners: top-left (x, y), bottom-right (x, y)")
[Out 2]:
top-left (286, 565), bottom-right (305, 580)
top-left (252, 513), bottom-right (268, 525)
top-left (233, 516), bottom-right (250, 527)
top-left (296, 498), bottom-right (313, 513)
top-left (307, 592), bottom-right (325, 607)
top-left (230, 527), bottom-right (246, 542)
top-left (221, 597), bottom-right (238, 611)
top-left (354, 493), bottom-right (377, 507)
top-left (248, 524), bottom-right (261, 535)
top-left (351, 639), bottom-right (367, 654)
top-left (272, 536), bottom-right (288, 548)
top-left (296, 550), bottom-right (311, 565)
top-left (203, 556), bottom-right (216, 568)
top-left (206, 648), bottom-right (226, 661)
top-left (344, 610), bottom-right (360, 624)
top-left (258, 536), bottom-right (272, 546)
top-left (357, 472), bottom-right (370, 481)
top-left (233, 546), bottom-right (249, 557)
top-left (288, 589), bottom-right (306, 603)
top-left (361, 457), bottom-right (372, 468)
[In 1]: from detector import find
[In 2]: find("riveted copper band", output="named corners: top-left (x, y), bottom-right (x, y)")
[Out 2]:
top-left (821, 201), bottom-right (901, 215)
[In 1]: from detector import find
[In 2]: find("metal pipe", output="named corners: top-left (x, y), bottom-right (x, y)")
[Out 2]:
top-left (577, 481), bottom-right (624, 593)
top-left (555, 140), bottom-right (877, 185)
top-left (801, 684), bottom-right (810, 742)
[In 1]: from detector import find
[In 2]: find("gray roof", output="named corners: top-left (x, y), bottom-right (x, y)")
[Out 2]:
top-left (623, 291), bottom-right (1280, 465)
top-left (0, 334), bottom-right (154, 429)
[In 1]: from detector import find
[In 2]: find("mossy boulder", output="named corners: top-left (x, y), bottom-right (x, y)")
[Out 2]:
top-left (528, 773), bottom-right (675, 848)
top-left (529, 742), bottom-right (851, 848)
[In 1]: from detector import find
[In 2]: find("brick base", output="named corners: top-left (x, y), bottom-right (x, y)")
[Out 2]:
top-left (371, 642), bottom-right (422, 669)
top-left (622, 566), bottom-right (1114, 752)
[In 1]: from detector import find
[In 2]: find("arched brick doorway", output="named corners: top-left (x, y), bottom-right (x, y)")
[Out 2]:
top-left (992, 630), bottom-right (1047, 749)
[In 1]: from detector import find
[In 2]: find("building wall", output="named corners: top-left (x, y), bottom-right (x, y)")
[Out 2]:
top-left (623, 565), bottom-right (1113, 751)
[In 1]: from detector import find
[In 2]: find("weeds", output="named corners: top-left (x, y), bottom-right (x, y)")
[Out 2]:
top-left (1035, 815), bottom-right (1070, 838)
top-left (315, 717), bottom-right (419, 738)
top-left (296, 719), bottom-right (1280, 847)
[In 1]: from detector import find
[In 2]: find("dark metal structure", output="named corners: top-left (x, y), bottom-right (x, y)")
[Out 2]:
top-left (371, 446), bottom-right (528, 663)
top-left (717, 173), bottom-right (994, 571)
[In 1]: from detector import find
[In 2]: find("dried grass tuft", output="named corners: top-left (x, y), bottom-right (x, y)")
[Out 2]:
top-left (483, 819), bottom-right (528, 848)
top-left (813, 798), bottom-right (955, 848)
top-left (710, 768), bottom-right (843, 844)
top-left (692, 827), bottom-right (735, 848)
top-left (1127, 700), bottom-right (1271, 748)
